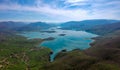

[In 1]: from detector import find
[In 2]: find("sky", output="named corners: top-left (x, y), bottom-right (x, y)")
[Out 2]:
top-left (0, 0), bottom-right (120, 22)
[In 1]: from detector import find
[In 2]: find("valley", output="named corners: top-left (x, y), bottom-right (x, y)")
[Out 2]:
top-left (0, 19), bottom-right (120, 70)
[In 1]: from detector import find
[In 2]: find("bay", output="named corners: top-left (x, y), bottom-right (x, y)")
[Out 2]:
top-left (19, 28), bottom-right (98, 61)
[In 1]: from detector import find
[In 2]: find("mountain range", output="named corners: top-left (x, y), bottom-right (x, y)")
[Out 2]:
top-left (60, 19), bottom-right (118, 29)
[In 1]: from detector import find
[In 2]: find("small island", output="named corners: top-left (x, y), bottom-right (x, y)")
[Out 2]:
top-left (59, 34), bottom-right (66, 36)
top-left (43, 37), bottom-right (55, 41)
top-left (40, 31), bottom-right (56, 33)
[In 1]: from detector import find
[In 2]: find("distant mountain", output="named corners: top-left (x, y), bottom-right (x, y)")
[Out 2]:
top-left (17, 22), bottom-right (54, 31)
top-left (60, 19), bottom-right (119, 31)
top-left (0, 21), bottom-right (55, 32)
top-left (1, 20), bottom-right (119, 34)
top-left (0, 21), bottom-right (26, 33)
top-left (0, 21), bottom-right (26, 31)
top-left (86, 22), bottom-right (120, 35)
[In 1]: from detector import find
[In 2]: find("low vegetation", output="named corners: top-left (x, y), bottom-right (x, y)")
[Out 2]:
top-left (0, 32), bottom-right (51, 70)
top-left (44, 30), bottom-right (120, 70)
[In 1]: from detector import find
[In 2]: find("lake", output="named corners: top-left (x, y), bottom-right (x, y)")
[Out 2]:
top-left (19, 28), bottom-right (98, 61)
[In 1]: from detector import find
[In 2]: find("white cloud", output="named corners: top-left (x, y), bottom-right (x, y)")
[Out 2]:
top-left (63, 0), bottom-right (90, 7)
top-left (0, 0), bottom-right (120, 22)
top-left (0, 1), bottom-right (90, 21)
top-left (65, 0), bottom-right (87, 3)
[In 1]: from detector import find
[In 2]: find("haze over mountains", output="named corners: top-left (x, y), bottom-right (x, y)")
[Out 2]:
top-left (0, 19), bottom-right (120, 35)
top-left (16, 22), bottom-right (54, 31)
top-left (86, 22), bottom-right (120, 35)
top-left (0, 21), bottom-right (26, 31)
top-left (60, 19), bottom-right (119, 30)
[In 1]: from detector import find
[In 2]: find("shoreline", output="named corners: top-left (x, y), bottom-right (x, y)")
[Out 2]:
top-left (18, 31), bottom-right (98, 62)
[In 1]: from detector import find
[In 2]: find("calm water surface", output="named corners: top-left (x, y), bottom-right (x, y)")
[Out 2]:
top-left (20, 28), bottom-right (98, 61)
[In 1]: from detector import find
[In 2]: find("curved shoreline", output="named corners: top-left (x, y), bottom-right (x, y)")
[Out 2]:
top-left (19, 31), bottom-right (98, 62)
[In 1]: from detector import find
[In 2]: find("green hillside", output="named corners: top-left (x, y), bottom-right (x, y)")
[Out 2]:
top-left (0, 32), bottom-right (51, 70)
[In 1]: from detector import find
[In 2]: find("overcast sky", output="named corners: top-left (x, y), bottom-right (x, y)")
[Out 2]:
top-left (0, 0), bottom-right (120, 22)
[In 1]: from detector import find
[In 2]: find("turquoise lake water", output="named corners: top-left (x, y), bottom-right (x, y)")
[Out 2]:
top-left (20, 28), bottom-right (98, 61)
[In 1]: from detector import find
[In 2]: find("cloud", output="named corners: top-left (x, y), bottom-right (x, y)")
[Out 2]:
top-left (0, 0), bottom-right (120, 22)
top-left (0, 0), bottom-right (90, 21)
top-left (65, 0), bottom-right (88, 3)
